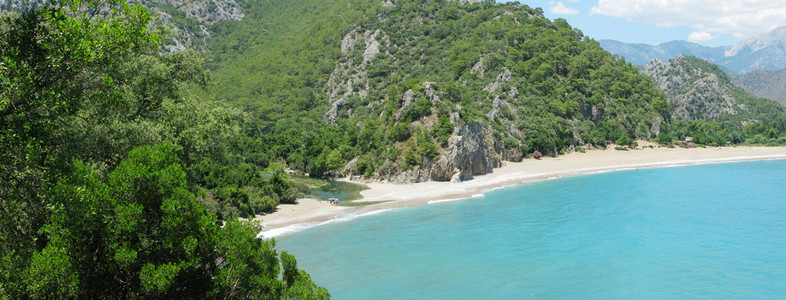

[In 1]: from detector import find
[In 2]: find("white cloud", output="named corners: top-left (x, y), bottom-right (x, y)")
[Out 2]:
top-left (688, 31), bottom-right (717, 42)
top-left (590, 0), bottom-right (786, 37)
top-left (551, 1), bottom-right (580, 15)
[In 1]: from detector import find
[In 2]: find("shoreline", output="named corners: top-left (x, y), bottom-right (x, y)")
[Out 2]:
top-left (256, 145), bottom-right (786, 238)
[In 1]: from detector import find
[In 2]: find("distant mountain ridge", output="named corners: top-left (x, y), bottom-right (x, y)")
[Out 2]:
top-left (601, 40), bottom-right (724, 67)
top-left (601, 26), bottom-right (786, 74)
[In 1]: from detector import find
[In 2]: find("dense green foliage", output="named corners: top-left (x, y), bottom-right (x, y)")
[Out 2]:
top-left (201, 0), bottom-right (669, 180)
top-left (0, 0), bottom-right (326, 297)
top-left (14, 144), bottom-right (326, 298)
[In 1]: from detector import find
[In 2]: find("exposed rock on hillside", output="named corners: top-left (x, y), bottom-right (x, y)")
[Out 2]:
top-left (366, 121), bottom-right (500, 183)
top-left (316, 1), bottom-right (666, 183)
top-left (431, 122), bottom-right (499, 182)
top-left (324, 28), bottom-right (391, 124)
top-left (724, 26), bottom-right (786, 73)
top-left (643, 55), bottom-right (739, 120)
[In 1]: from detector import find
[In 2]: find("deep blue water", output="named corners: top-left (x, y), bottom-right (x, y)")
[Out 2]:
top-left (277, 160), bottom-right (786, 299)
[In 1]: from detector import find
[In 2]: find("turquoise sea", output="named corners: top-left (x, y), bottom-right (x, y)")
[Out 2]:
top-left (277, 159), bottom-right (786, 299)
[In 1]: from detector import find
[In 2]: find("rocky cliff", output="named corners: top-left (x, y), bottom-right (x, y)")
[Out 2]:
top-left (642, 55), bottom-right (786, 125)
top-left (643, 55), bottom-right (739, 121)
top-left (430, 121), bottom-right (500, 182)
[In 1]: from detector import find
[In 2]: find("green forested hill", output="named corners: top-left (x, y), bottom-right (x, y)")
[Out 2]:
top-left (201, 0), bottom-right (669, 182)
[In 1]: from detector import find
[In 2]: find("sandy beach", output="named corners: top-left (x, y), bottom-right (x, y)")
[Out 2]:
top-left (256, 144), bottom-right (786, 238)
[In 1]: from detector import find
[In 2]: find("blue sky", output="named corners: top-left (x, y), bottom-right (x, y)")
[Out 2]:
top-left (498, 0), bottom-right (786, 47)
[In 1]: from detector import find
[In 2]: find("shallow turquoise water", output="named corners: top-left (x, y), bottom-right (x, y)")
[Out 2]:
top-left (278, 160), bottom-right (786, 299)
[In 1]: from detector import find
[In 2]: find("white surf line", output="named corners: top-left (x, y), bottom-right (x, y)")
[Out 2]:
top-left (258, 208), bottom-right (396, 239)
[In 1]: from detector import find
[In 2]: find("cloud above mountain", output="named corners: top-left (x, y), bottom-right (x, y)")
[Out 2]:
top-left (550, 1), bottom-right (579, 15)
top-left (590, 0), bottom-right (786, 41)
top-left (687, 31), bottom-right (717, 43)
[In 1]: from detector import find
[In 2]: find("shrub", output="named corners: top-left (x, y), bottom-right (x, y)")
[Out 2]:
top-left (503, 137), bottom-right (518, 149)
top-left (401, 98), bottom-right (432, 122)
top-left (388, 123), bottom-right (411, 142)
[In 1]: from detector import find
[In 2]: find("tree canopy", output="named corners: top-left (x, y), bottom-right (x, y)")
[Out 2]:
top-left (0, 0), bottom-right (327, 298)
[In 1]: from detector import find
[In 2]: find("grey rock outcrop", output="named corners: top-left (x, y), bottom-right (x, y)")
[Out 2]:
top-left (430, 121), bottom-right (499, 182)
top-left (487, 96), bottom-right (512, 121)
top-left (173, 0), bottom-right (245, 24)
top-left (643, 55), bottom-right (738, 121)
top-left (395, 89), bottom-right (416, 120)
top-left (324, 29), bottom-right (391, 124)
top-left (483, 68), bottom-right (512, 93)
top-left (363, 121), bottom-right (505, 184)
top-left (341, 32), bottom-right (356, 54)
top-left (363, 30), bottom-right (382, 63)
top-left (324, 95), bottom-right (347, 125)
top-left (470, 57), bottom-right (485, 77)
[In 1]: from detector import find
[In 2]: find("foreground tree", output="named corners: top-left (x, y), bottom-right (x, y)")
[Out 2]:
top-left (1, 0), bottom-right (161, 287)
top-left (14, 144), bottom-right (327, 298)
top-left (0, 1), bottom-right (327, 298)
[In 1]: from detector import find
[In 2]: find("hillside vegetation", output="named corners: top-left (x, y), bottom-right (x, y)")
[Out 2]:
top-left (202, 0), bottom-right (669, 184)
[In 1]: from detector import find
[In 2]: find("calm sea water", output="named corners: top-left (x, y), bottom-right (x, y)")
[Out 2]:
top-left (277, 160), bottom-right (786, 299)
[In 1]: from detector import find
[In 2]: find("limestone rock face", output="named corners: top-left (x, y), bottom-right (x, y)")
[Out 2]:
top-left (430, 122), bottom-right (499, 182)
top-left (363, 30), bottom-right (382, 63)
top-left (324, 95), bottom-right (347, 125)
top-left (324, 28), bottom-right (391, 124)
top-left (363, 121), bottom-right (503, 184)
top-left (395, 90), bottom-right (416, 120)
top-left (643, 55), bottom-right (739, 121)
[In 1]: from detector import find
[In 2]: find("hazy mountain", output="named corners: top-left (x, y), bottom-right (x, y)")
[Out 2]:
top-left (732, 69), bottom-right (786, 106)
top-left (724, 26), bottom-right (786, 74)
top-left (602, 26), bottom-right (786, 74)
top-left (600, 40), bottom-right (724, 67)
